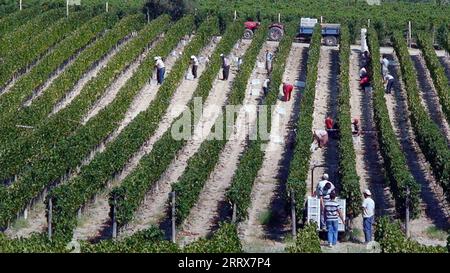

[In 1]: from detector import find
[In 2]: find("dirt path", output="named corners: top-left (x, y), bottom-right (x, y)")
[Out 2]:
top-left (239, 43), bottom-right (307, 253)
top-left (50, 33), bottom-right (137, 116)
top-left (381, 47), bottom-right (449, 246)
top-left (72, 37), bottom-right (195, 242)
top-left (22, 32), bottom-right (103, 107)
top-left (306, 46), bottom-right (340, 196)
top-left (409, 50), bottom-right (450, 146)
top-left (118, 39), bottom-right (252, 239)
top-left (349, 46), bottom-right (395, 239)
top-left (178, 41), bottom-right (280, 245)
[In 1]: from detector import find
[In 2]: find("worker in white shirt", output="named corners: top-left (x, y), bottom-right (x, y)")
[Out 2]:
top-left (381, 55), bottom-right (389, 77)
top-left (359, 66), bottom-right (367, 79)
top-left (190, 55), bottom-right (199, 79)
top-left (220, 53), bottom-right (230, 80)
top-left (154, 56), bottom-right (165, 84)
top-left (362, 189), bottom-right (375, 243)
top-left (262, 78), bottom-right (270, 95)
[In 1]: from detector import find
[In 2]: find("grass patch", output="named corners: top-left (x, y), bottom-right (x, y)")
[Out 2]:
top-left (258, 210), bottom-right (272, 225)
top-left (425, 226), bottom-right (449, 241)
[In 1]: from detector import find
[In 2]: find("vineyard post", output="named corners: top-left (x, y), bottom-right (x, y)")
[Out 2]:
top-left (231, 203), bottom-right (237, 223)
top-left (146, 7), bottom-right (150, 24)
top-left (234, 10), bottom-right (237, 21)
top-left (48, 198), bottom-right (53, 241)
top-left (405, 187), bottom-right (410, 238)
top-left (291, 191), bottom-right (297, 237)
top-left (368, 19), bottom-right (370, 28)
top-left (320, 16), bottom-right (323, 24)
top-left (19, 0), bottom-right (22, 11)
top-left (278, 13), bottom-right (281, 23)
top-left (170, 192), bottom-right (176, 243)
top-left (112, 196), bottom-right (117, 239)
top-left (66, 0), bottom-right (69, 17)
top-left (106, 2), bottom-right (109, 13)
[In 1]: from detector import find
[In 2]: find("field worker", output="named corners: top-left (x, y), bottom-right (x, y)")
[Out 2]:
top-left (265, 49), bottom-right (274, 74)
top-left (384, 73), bottom-right (395, 94)
top-left (362, 189), bottom-right (375, 243)
top-left (359, 66), bottom-right (367, 79)
top-left (282, 82), bottom-right (293, 101)
top-left (313, 129), bottom-right (328, 148)
top-left (362, 50), bottom-right (371, 68)
top-left (324, 191), bottom-right (344, 247)
top-left (263, 78), bottom-right (270, 95)
top-left (154, 56), bottom-right (165, 85)
top-left (381, 55), bottom-right (389, 77)
top-left (220, 53), bottom-right (230, 80)
top-left (190, 55), bottom-right (199, 79)
top-left (351, 118), bottom-right (361, 137)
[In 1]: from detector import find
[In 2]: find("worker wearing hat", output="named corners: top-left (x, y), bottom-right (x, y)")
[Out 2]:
top-left (190, 55), bottom-right (199, 79)
top-left (362, 189), bottom-right (375, 243)
top-left (154, 56), bottom-right (165, 84)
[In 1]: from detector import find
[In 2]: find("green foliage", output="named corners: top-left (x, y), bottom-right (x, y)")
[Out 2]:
top-left (417, 33), bottom-right (450, 127)
top-left (0, 13), bottom-right (122, 156)
top-left (392, 32), bottom-right (450, 203)
top-left (0, 15), bottom-right (169, 228)
top-left (226, 23), bottom-right (296, 221)
top-left (286, 24), bottom-right (322, 212)
top-left (375, 216), bottom-right (447, 253)
top-left (46, 16), bottom-right (200, 242)
top-left (337, 25), bottom-right (362, 218)
top-left (286, 224), bottom-right (322, 253)
top-left (171, 22), bottom-right (268, 225)
top-left (366, 28), bottom-right (421, 218)
top-left (81, 226), bottom-right (180, 253)
top-left (184, 223), bottom-right (243, 253)
top-left (111, 20), bottom-right (241, 229)
top-left (143, 0), bottom-right (196, 20)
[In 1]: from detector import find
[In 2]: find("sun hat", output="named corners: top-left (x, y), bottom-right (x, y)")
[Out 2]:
top-left (364, 189), bottom-right (372, 196)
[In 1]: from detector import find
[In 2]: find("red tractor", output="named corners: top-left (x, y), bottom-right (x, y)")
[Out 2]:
top-left (243, 21), bottom-right (284, 41)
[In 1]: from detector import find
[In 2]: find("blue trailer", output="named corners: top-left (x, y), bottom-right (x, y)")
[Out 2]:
top-left (297, 18), bottom-right (341, 46)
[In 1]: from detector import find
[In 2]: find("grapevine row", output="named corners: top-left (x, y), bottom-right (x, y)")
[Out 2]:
top-left (336, 25), bottom-right (362, 218)
top-left (0, 7), bottom-right (42, 39)
top-left (0, 15), bottom-right (143, 180)
top-left (171, 23), bottom-right (268, 224)
top-left (0, 13), bottom-right (117, 150)
top-left (46, 15), bottom-right (201, 242)
top-left (0, 9), bottom-right (94, 91)
top-left (366, 28), bottom-right (421, 218)
top-left (416, 33), bottom-right (450, 125)
top-left (0, 8), bottom-right (65, 61)
top-left (392, 32), bottom-right (450, 202)
top-left (110, 21), bottom-right (242, 228)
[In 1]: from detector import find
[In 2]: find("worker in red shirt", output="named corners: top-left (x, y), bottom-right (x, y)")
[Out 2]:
top-left (283, 82), bottom-right (294, 102)
top-left (325, 117), bottom-right (334, 130)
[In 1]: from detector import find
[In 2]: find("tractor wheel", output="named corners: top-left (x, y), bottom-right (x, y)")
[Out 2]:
top-left (243, 29), bottom-right (254, 39)
top-left (324, 36), bottom-right (337, 46)
top-left (268, 27), bottom-right (284, 41)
